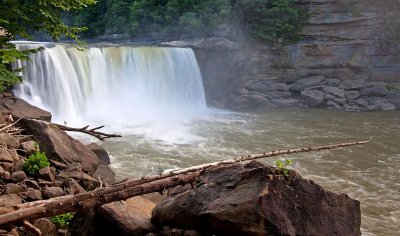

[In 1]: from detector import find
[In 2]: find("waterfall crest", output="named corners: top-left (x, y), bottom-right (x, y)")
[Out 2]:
top-left (13, 43), bottom-right (208, 125)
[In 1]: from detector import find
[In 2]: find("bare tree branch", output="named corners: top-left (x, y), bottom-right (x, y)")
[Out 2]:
top-left (53, 124), bottom-right (122, 141)
top-left (0, 141), bottom-right (370, 225)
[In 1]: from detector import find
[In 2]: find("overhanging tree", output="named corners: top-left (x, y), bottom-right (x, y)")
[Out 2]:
top-left (0, 0), bottom-right (96, 92)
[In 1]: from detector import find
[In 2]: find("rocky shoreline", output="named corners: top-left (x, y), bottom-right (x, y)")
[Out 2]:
top-left (228, 75), bottom-right (400, 111)
top-left (0, 94), bottom-right (362, 236)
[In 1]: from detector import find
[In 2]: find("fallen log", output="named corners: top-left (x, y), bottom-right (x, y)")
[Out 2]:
top-left (54, 124), bottom-right (122, 140)
top-left (0, 141), bottom-right (369, 225)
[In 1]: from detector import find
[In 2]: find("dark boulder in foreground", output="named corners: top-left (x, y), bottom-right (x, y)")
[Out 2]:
top-left (19, 118), bottom-right (99, 174)
top-left (152, 161), bottom-right (361, 236)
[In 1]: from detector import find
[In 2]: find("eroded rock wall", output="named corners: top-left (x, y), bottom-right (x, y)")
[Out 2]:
top-left (194, 0), bottom-right (400, 111)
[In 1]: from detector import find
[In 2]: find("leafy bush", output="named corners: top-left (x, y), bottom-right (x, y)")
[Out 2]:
top-left (275, 159), bottom-right (293, 177)
top-left (50, 213), bottom-right (74, 228)
top-left (23, 150), bottom-right (50, 176)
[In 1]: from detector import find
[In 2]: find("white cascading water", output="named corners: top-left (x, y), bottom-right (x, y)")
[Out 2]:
top-left (13, 42), bottom-right (208, 128)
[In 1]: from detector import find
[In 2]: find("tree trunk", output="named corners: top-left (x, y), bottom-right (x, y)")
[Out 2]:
top-left (0, 141), bottom-right (369, 225)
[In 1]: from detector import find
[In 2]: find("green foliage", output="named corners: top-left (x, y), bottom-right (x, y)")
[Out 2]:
top-left (72, 0), bottom-right (308, 44)
top-left (0, 0), bottom-right (95, 92)
top-left (129, 0), bottom-right (231, 38)
top-left (50, 213), bottom-right (74, 228)
top-left (236, 0), bottom-right (309, 44)
top-left (386, 83), bottom-right (400, 92)
top-left (23, 149), bottom-right (50, 176)
top-left (275, 159), bottom-right (293, 177)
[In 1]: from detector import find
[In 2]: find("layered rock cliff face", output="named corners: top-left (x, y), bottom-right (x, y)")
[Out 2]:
top-left (191, 0), bottom-right (400, 111)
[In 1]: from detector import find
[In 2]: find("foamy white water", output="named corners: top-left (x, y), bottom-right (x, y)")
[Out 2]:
top-left (11, 42), bottom-right (400, 235)
top-left (13, 43), bottom-right (207, 128)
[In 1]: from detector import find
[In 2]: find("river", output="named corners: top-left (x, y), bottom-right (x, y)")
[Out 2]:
top-left (98, 108), bottom-right (400, 236)
top-left (13, 42), bottom-right (400, 235)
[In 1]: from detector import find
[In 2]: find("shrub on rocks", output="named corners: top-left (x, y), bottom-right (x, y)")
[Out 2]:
top-left (23, 150), bottom-right (50, 176)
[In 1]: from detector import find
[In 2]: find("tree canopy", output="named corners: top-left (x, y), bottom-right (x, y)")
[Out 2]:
top-left (0, 0), bottom-right (96, 91)
top-left (73, 0), bottom-right (308, 43)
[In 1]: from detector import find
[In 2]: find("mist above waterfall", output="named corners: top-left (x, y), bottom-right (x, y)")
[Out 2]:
top-left (13, 43), bottom-right (208, 130)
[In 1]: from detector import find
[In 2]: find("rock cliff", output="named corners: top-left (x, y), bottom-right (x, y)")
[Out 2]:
top-left (186, 0), bottom-right (400, 111)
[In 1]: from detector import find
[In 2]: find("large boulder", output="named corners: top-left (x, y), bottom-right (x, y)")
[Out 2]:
top-left (360, 85), bottom-right (388, 97)
top-left (19, 118), bottom-right (99, 174)
top-left (152, 161), bottom-right (361, 236)
top-left (97, 196), bottom-right (156, 236)
top-left (301, 90), bottom-right (325, 107)
top-left (87, 143), bottom-right (111, 165)
top-left (384, 92), bottom-right (400, 109)
top-left (339, 79), bottom-right (371, 90)
top-left (323, 86), bottom-right (345, 98)
top-left (0, 96), bottom-right (51, 121)
top-left (289, 76), bottom-right (324, 91)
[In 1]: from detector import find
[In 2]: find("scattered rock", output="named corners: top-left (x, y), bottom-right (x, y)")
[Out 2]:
top-left (327, 101), bottom-right (342, 110)
top-left (366, 99), bottom-right (396, 111)
top-left (0, 194), bottom-right (22, 207)
top-left (270, 98), bottom-right (301, 108)
top-left (42, 187), bottom-right (65, 199)
top-left (21, 141), bottom-right (38, 155)
top-left (344, 91), bottom-right (361, 100)
top-left (301, 90), bottom-right (325, 107)
top-left (9, 149), bottom-right (20, 162)
top-left (340, 79), bottom-right (371, 90)
top-left (5, 183), bottom-right (25, 194)
top-left (152, 161), bottom-right (361, 236)
top-left (26, 189), bottom-right (43, 201)
top-left (23, 179), bottom-right (40, 189)
top-left (57, 229), bottom-right (70, 236)
top-left (0, 133), bottom-right (20, 149)
top-left (87, 143), bottom-right (111, 165)
top-left (98, 196), bottom-right (156, 236)
top-left (39, 166), bottom-right (55, 182)
top-left (0, 148), bottom-right (13, 162)
top-left (323, 86), bottom-right (345, 98)
top-left (354, 98), bottom-right (369, 107)
top-left (0, 167), bottom-right (11, 180)
top-left (0, 96), bottom-right (52, 121)
top-left (384, 92), bottom-right (400, 109)
top-left (14, 159), bottom-right (25, 171)
top-left (58, 171), bottom-right (99, 190)
top-left (93, 165), bottom-right (115, 185)
top-left (324, 78), bottom-right (341, 86)
top-left (247, 81), bottom-right (288, 92)
top-left (1, 162), bottom-right (14, 172)
top-left (69, 210), bottom-right (97, 236)
top-left (360, 85), bottom-right (388, 97)
top-left (263, 91), bottom-right (292, 99)
top-left (289, 76), bottom-right (324, 91)
top-left (66, 178), bottom-right (87, 194)
top-left (31, 218), bottom-right (57, 236)
top-left (11, 171), bottom-right (27, 182)
top-left (65, 162), bottom-right (83, 172)
top-left (19, 118), bottom-right (99, 174)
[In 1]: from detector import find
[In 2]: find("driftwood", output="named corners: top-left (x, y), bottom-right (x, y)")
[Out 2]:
top-left (0, 141), bottom-right (369, 225)
top-left (54, 124), bottom-right (122, 141)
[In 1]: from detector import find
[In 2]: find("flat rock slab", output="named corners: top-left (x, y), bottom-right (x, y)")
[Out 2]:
top-left (0, 96), bottom-right (51, 121)
top-left (152, 161), bottom-right (361, 236)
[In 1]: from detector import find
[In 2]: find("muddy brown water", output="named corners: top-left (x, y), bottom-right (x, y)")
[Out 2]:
top-left (97, 109), bottom-right (400, 236)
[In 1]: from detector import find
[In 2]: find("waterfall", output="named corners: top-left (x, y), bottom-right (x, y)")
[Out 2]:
top-left (13, 42), bottom-right (208, 126)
